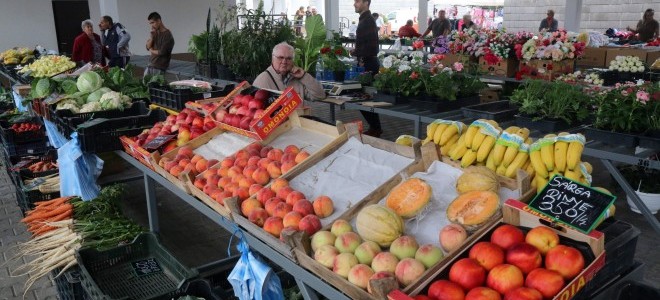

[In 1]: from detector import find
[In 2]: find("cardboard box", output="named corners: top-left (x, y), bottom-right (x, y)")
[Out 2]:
top-left (441, 53), bottom-right (478, 66)
top-left (578, 47), bottom-right (608, 68)
top-left (605, 48), bottom-right (648, 67)
top-left (646, 50), bottom-right (660, 67)
top-left (519, 59), bottom-right (575, 80)
top-left (392, 199), bottom-right (606, 300)
top-left (479, 57), bottom-right (519, 77)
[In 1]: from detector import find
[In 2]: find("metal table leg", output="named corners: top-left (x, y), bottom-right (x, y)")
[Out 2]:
top-left (144, 174), bottom-right (160, 233)
top-left (415, 117), bottom-right (423, 138)
top-left (296, 279), bottom-right (320, 300)
top-left (601, 159), bottom-right (660, 235)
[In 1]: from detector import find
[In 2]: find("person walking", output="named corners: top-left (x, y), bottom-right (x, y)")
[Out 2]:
top-left (539, 10), bottom-right (558, 32)
top-left (294, 6), bottom-right (305, 36)
top-left (144, 12), bottom-right (175, 78)
top-left (353, 0), bottom-right (382, 137)
top-left (72, 19), bottom-right (105, 65)
top-left (98, 15), bottom-right (131, 67)
top-left (628, 8), bottom-right (659, 42)
top-left (422, 10), bottom-right (451, 38)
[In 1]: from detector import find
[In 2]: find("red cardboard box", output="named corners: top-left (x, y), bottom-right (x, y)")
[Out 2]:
top-left (479, 57), bottom-right (519, 77)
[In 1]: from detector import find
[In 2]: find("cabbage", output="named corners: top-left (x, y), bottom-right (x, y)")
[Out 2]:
top-left (33, 78), bottom-right (52, 98)
top-left (80, 102), bottom-right (103, 113)
top-left (87, 87), bottom-right (112, 103)
top-left (76, 71), bottom-right (103, 93)
top-left (99, 91), bottom-right (130, 111)
top-left (59, 79), bottom-right (78, 95)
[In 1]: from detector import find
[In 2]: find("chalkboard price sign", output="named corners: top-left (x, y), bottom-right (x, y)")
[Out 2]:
top-left (143, 135), bottom-right (176, 150)
top-left (529, 175), bottom-right (616, 234)
top-left (131, 258), bottom-right (163, 276)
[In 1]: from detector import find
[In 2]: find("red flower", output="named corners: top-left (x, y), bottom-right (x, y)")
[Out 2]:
top-left (412, 40), bottom-right (424, 49)
top-left (410, 72), bottom-right (419, 79)
top-left (546, 64), bottom-right (553, 71)
top-left (515, 71), bottom-right (523, 81)
top-left (320, 47), bottom-right (331, 54)
top-left (334, 48), bottom-right (344, 55)
top-left (543, 39), bottom-right (550, 46)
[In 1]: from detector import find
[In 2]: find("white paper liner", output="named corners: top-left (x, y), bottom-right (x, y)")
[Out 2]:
top-left (289, 137), bottom-right (414, 227)
top-left (267, 127), bottom-right (335, 155)
top-left (193, 132), bottom-right (253, 160)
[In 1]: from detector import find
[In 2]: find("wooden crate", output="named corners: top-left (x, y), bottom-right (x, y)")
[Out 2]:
top-left (227, 123), bottom-right (424, 262)
top-left (479, 57), bottom-right (519, 78)
top-left (519, 59), bottom-right (575, 81)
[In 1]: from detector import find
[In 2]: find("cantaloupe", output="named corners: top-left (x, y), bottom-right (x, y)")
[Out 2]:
top-left (385, 178), bottom-right (432, 218)
top-left (446, 190), bottom-right (500, 231)
top-left (456, 166), bottom-right (500, 194)
top-left (356, 204), bottom-right (405, 247)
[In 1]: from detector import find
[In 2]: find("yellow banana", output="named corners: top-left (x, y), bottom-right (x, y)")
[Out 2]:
top-left (517, 127), bottom-right (530, 140)
top-left (439, 124), bottom-right (459, 146)
top-left (471, 130), bottom-right (486, 150)
top-left (505, 151), bottom-right (529, 178)
top-left (536, 176), bottom-right (549, 194)
top-left (549, 170), bottom-right (561, 180)
top-left (461, 149), bottom-right (478, 167)
top-left (566, 134), bottom-right (585, 170)
top-left (476, 135), bottom-right (496, 162)
top-left (463, 125), bottom-right (479, 148)
top-left (395, 135), bottom-right (415, 146)
top-left (540, 134), bottom-right (556, 171)
top-left (582, 161), bottom-right (593, 174)
top-left (449, 134), bottom-right (468, 160)
top-left (423, 122), bottom-right (439, 145)
top-left (554, 132), bottom-right (569, 172)
top-left (486, 150), bottom-right (497, 171)
top-left (529, 150), bottom-right (549, 178)
top-left (505, 126), bottom-right (520, 134)
top-left (530, 174), bottom-right (537, 191)
top-left (502, 145), bottom-right (519, 167)
top-left (491, 142), bottom-right (507, 166)
top-left (440, 134), bottom-right (459, 156)
top-left (496, 164), bottom-right (507, 176)
top-left (432, 123), bottom-right (449, 145)
top-left (564, 168), bottom-right (581, 181)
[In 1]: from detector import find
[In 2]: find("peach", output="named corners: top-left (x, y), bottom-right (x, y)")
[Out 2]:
top-left (194, 159), bottom-right (208, 173)
top-left (275, 186), bottom-right (294, 200)
top-left (354, 241), bottom-right (381, 265)
top-left (469, 241), bottom-right (505, 271)
top-left (237, 176), bottom-right (255, 188)
top-left (266, 161), bottom-right (282, 178)
top-left (490, 224), bottom-right (525, 250)
top-left (449, 258), bottom-right (486, 290)
top-left (295, 151), bottom-right (311, 163)
top-left (248, 208), bottom-right (269, 227)
top-left (234, 157), bottom-right (248, 168)
top-left (214, 191), bottom-right (232, 205)
top-left (282, 211), bottom-right (303, 230)
top-left (206, 159), bottom-right (219, 169)
top-left (465, 287), bottom-right (502, 300)
top-left (235, 149), bottom-right (250, 161)
top-left (251, 167), bottom-right (270, 185)
top-left (314, 244), bottom-right (339, 268)
top-left (331, 219), bottom-right (353, 236)
top-left (224, 182), bottom-right (238, 194)
top-left (439, 224), bottom-right (468, 253)
top-left (280, 161), bottom-right (297, 174)
top-left (281, 153), bottom-right (297, 164)
top-left (248, 184), bottom-right (263, 196)
top-left (503, 287), bottom-right (542, 300)
top-left (207, 174), bottom-right (220, 187)
top-left (390, 236), bottom-right (419, 260)
top-left (220, 157), bottom-right (235, 168)
top-left (178, 158), bottom-right (191, 168)
top-left (525, 268), bottom-right (565, 299)
top-left (190, 154), bottom-right (203, 164)
top-left (348, 264), bottom-right (375, 290)
top-left (241, 198), bottom-right (263, 217)
top-left (272, 202), bottom-right (293, 218)
top-left (174, 154), bottom-right (188, 162)
top-left (256, 188), bottom-right (276, 204)
top-left (525, 226), bottom-right (560, 255)
top-left (233, 187), bottom-right (250, 200)
top-left (202, 183), bottom-right (215, 196)
top-left (394, 258), bottom-right (426, 287)
top-left (544, 245), bottom-right (584, 280)
top-left (164, 160), bottom-right (178, 172)
top-left (158, 156), bottom-right (171, 168)
top-left (487, 264), bottom-right (524, 295)
top-left (312, 195), bottom-right (334, 218)
top-left (246, 142), bottom-right (263, 154)
top-left (178, 146), bottom-right (194, 158)
top-left (169, 165), bottom-right (183, 176)
top-left (284, 144), bottom-right (301, 155)
top-left (310, 230), bottom-right (336, 252)
top-left (285, 191), bottom-right (306, 206)
top-left (208, 188), bottom-right (223, 202)
top-left (263, 216), bottom-right (284, 237)
top-left (183, 164), bottom-right (197, 177)
top-left (258, 157), bottom-right (273, 169)
top-left (216, 166), bottom-right (230, 177)
top-left (333, 253), bottom-right (358, 278)
top-left (334, 232), bottom-right (362, 253)
top-left (260, 146), bottom-right (273, 158)
top-left (217, 177), bottom-right (231, 189)
top-left (247, 156), bottom-right (261, 167)
top-left (231, 173), bottom-right (246, 184)
top-left (267, 148), bottom-right (284, 161)
top-left (505, 243), bottom-right (542, 274)
top-left (270, 178), bottom-right (289, 193)
top-left (299, 214), bottom-right (322, 236)
top-left (367, 271), bottom-right (396, 295)
top-left (428, 280), bottom-right (465, 300)
top-left (242, 165), bottom-right (258, 178)
top-left (371, 252), bottom-right (399, 274)
top-left (193, 177), bottom-right (207, 189)
top-left (415, 244), bottom-right (444, 269)
top-left (293, 199), bottom-right (314, 216)
top-left (264, 197), bottom-right (283, 216)
top-left (227, 166), bottom-right (243, 178)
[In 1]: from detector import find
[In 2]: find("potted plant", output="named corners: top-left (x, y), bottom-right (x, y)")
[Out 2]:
top-left (320, 35), bottom-right (349, 82)
top-left (509, 79), bottom-right (591, 132)
top-left (293, 14), bottom-right (326, 74)
top-left (618, 164), bottom-right (660, 214)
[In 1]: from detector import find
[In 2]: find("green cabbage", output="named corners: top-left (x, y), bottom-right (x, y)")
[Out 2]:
top-left (76, 71), bottom-right (103, 93)
top-left (59, 79), bottom-right (78, 95)
top-left (87, 87), bottom-right (112, 103)
top-left (33, 78), bottom-right (52, 98)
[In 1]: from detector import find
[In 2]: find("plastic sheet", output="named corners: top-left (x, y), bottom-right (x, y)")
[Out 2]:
top-left (228, 230), bottom-right (284, 300)
top-left (57, 133), bottom-right (103, 201)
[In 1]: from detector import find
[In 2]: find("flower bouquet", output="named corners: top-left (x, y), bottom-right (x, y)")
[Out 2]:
top-left (515, 30), bottom-right (585, 80)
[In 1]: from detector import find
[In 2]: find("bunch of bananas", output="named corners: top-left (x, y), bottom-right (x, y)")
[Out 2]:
top-left (528, 133), bottom-right (591, 193)
top-left (485, 126), bottom-right (532, 179)
top-left (422, 120), bottom-right (466, 156)
top-left (449, 119), bottom-right (502, 168)
top-left (0, 47), bottom-right (35, 65)
top-left (395, 135), bottom-right (419, 146)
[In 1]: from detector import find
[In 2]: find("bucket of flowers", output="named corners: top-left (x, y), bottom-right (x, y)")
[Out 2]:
top-left (514, 30), bottom-right (585, 80)
top-left (478, 30), bottom-right (533, 77)
top-left (320, 42), bottom-right (350, 82)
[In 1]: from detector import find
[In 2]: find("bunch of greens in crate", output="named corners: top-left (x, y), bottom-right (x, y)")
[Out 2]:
top-left (592, 81), bottom-right (660, 133)
top-left (510, 79), bottom-right (591, 124)
top-left (0, 86), bottom-right (14, 109)
top-left (95, 65), bottom-right (164, 99)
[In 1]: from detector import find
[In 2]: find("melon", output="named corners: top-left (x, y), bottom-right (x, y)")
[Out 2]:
top-left (385, 178), bottom-right (432, 218)
top-left (446, 190), bottom-right (500, 231)
top-left (456, 166), bottom-right (500, 194)
top-left (356, 204), bottom-right (404, 247)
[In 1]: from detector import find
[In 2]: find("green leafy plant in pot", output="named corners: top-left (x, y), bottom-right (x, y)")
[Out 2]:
top-left (293, 14), bottom-right (326, 73)
top-left (618, 162), bottom-right (660, 214)
top-left (320, 39), bottom-right (349, 82)
top-left (593, 81), bottom-right (660, 134)
top-left (510, 79), bottom-right (591, 125)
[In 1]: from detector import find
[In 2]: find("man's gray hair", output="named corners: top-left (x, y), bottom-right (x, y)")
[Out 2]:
top-left (272, 42), bottom-right (295, 57)
top-left (81, 19), bottom-right (94, 29)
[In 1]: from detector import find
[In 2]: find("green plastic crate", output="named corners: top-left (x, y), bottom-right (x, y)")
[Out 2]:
top-left (75, 233), bottom-right (198, 300)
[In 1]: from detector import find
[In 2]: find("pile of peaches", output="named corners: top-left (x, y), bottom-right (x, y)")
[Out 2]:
top-left (416, 224), bottom-right (586, 300)
top-left (134, 108), bottom-right (216, 152)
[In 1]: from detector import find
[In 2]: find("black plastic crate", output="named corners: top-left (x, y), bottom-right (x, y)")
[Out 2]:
top-left (18, 187), bottom-right (60, 215)
top-left (53, 266), bottom-right (89, 300)
top-left (76, 232), bottom-right (197, 300)
top-left (8, 150), bottom-right (58, 179)
top-left (515, 114), bottom-right (573, 133)
top-left (583, 126), bottom-right (640, 148)
top-left (173, 279), bottom-right (222, 300)
top-left (616, 280), bottom-right (660, 299)
top-left (579, 261), bottom-right (645, 300)
top-left (149, 84), bottom-right (234, 111)
top-left (461, 100), bottom-right (518, 122)
top-left (73, 109), bottom-right (167, 153)
top-left (52, 101), bottom-right (151, 138)
top-left (2, 137), bottom-right (52, 158)
top-left (0, 117), bottom-right (46, 145)
top-left (409, 95), bottom-right (480, 113)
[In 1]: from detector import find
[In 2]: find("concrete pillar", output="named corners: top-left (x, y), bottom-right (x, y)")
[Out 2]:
top-left (564, 0), bottom-right (582, 32)
top-left (99, 0), bottom-right (119, 19)
top-left (325, 0), bottom-right (339, 36)
top-left (419, 0), bottom-right (428, 34)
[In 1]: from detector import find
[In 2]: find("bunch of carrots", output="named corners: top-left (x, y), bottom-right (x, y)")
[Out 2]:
top-left (21, 196), bottom-right (74, 236)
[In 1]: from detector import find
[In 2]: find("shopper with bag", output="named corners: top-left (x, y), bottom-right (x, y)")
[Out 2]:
top-left (99, 15), bottom-right (131, 67)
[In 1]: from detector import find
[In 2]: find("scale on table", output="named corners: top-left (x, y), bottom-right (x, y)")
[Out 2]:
top-left (320, 80), bottom-right (362, 96)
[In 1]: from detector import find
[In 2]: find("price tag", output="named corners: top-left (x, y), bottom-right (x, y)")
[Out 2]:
top-left (203, 92), bottom-right (212, 99)
top-left (130, 258), bottom-right (163, 276)
top-left (529, 175), bottom-right (616, 234)
top-left (143, 135), bottom-right (176, 150)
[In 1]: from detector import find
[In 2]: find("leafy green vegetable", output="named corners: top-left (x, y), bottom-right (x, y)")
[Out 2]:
top-left (87, 87), bottom-right (112, 103)
top-left (294, 15), bottom-right (327, 73)
top-left (99, 91), bottom-right (131, 110)
top-left (59, 79), bottom-right (79, 95)
top-left (33, 78), bottom-right (53, 98)
top-left (77, 71), bottom-right (104, 93)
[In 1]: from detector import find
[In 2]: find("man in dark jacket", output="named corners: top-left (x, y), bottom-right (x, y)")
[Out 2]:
top-left (353, 0), bottom-right (382, 137)
top-left (539, 10), bottom-right (559, 32)
top-left (99, 15), bottom-right (131, 67)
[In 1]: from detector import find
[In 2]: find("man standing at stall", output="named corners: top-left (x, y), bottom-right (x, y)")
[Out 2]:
top-left (422, 10), bottom-right (451, 38)
top-left (99, 16), bottom-right (131, 67)
top-left (539, 10), bottom-right (559, 32)
top-left (144, 12), bottom-right (174, 78)
top-left (353, 0), bottom-right (382, 137)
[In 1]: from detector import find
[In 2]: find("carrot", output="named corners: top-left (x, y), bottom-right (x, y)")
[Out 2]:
top-left (32, 225), bottom-right (56, 236)
top-left (33, 197), bottom-right (71, 208)
top-left (21, 204), bottom-right (72, 223)
top-left (47, 210), bottom-right (72, 222)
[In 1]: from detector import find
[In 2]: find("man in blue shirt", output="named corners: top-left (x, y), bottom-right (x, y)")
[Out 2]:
top-left (99, 15), bottom-right (131, 67)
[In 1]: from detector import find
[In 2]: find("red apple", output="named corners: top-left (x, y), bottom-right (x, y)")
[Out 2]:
top-left (486, 264), bottom-right (524, 295)
top-left (525, 226), bottom-right (560, 255)
top-left (466, 287), bottom-right (502, 300)
top-left (469, 241), bottom-right (505, 271)
top-left (505, 243), bottom-right (542, 274)
top-left (544, 245), bottom-right (584, 280)
top-left (427, 280), bottom-right (465, 300)
top-left (449, 258), bottom-right (486, 291)
top-left (490, 224), bottom-right (525, 250)
top-left (525, 268), bottom-right (565, 299)
top-left (503, 287), bottom-right (542, 300)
